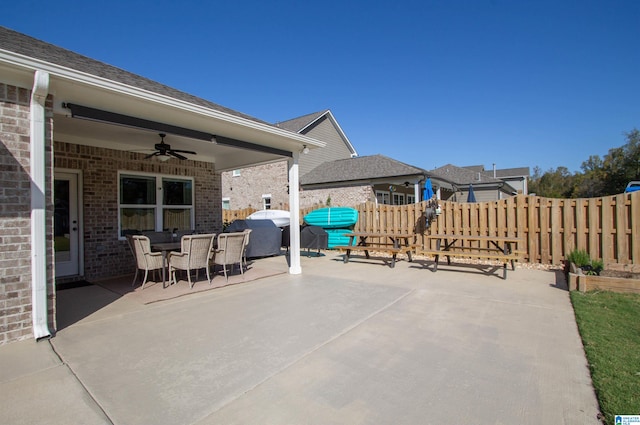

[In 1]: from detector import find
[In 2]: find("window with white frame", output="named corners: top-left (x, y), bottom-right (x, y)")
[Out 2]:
top-left (222, 198), bottom-right (230, 210)
top-left (232, 169), bottom-right (241, 177)
top-left (119, 173), bottom-right (194, 237)
top-left (262, 194), bottom-right (272, 210)
top-left (376, 191), bottom-right (390, 205)
top-left (407, 194), bottom-right (416, 204)
top-left (393, 193), bottom-right (405, 205)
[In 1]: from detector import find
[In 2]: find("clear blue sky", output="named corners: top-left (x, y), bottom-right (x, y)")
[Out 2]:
top-left (3, 0), bottom-right (639, 173)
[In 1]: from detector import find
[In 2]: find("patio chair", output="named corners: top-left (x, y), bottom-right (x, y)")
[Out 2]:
top-left (167, 234), bottom-right (216, 288)
top-left (212, 232), bottom-right (248, 280)
top-left (130, 235), bottom-right (165, 289)
top-left (242, 229), bottom-right (252, 269)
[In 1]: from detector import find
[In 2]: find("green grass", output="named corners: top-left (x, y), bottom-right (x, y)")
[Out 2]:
top-left (571, 290), bottom-right (640, 424)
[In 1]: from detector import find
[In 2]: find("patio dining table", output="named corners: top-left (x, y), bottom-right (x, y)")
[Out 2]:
top-left (151, 241), bottom-right (181, 286)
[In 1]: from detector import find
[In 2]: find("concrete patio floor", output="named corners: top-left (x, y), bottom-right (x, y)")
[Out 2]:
top-left (0, 253), bottom-right (601, 424)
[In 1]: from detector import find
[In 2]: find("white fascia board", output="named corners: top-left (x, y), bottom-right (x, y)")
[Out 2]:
top-left (324, 110), bottom-right (358, 156)
top-left (296, 110), bottom-right (328, 134)
top-left (0, 49), bottom-right (325, 149)
top-left (297, 110), bottom-right (356, 155)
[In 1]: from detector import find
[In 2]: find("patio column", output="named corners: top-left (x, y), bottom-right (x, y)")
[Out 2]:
top-left (288, 152), bottom-right (302, 274)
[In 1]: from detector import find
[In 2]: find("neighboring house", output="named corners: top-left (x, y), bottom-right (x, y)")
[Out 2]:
top-left (428, 164), bottom-right (519, 202)
top-left (0, 27), bottom-right (323, 344)
top-left (300, 155), bottom-right (428, 206)
top-left (221, 110), bottom-right (356, 210)
top-left (299, 157), bottom-right (526, 207)
top-left (461, 164), bottom-right (529, 196)
top-left (486, 166), bottom-right (529, 195)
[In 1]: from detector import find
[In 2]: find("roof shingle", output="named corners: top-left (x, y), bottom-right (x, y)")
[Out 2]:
top-left (0, 26), bottom-right (271, 125)
top-left (301, 155), bottom-right (425, 185)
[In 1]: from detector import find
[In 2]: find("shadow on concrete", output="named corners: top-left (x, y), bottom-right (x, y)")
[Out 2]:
top-left (55, 284), bottom-right (122, 331)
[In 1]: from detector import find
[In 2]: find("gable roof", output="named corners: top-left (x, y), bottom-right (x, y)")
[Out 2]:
top-left (429, 164), bottom-right (505, 186)
top-left (276, 111), bottom-right (327, 132)
top-left (0, 26), bottom-right (268, 125)
top-left (301, 154), bottom-right (425, 185)
top-left (276, 110), bottom-right (357, 156)
top-left (0, 26), bottom-right (327, 170)
top-left (487, 167), bottom-right (530, 178)
top-left (463, 164), bottom-right (530, 179)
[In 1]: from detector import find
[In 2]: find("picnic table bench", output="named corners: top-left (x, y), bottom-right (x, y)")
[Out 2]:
top-left (417, 234), bottom-right (522, 279)
top-left (334, 232), bottom-right (417, 268)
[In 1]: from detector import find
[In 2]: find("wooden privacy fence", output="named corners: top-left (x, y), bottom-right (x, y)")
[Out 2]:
top-left (223, 192), bottom-right (640, 267)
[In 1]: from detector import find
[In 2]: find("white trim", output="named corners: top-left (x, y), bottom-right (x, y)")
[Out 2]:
top-left (117, 171), bottom-right (195, 238)
top-left (297, 110), bottom-right (357, 156)
top-left (54, 169), bottom-right (85, 277)
top-left (30, 70), bottom-right (51, 340)
top-left (288, 153), bottom-right (301, 274)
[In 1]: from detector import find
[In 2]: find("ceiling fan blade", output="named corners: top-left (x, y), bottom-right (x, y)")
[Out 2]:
top-left (169, 151), bottom-right (188, 160)
top-left (171, 149), bottom-right (197, 155)
top-left (144, 152), bottom-right (160, 160)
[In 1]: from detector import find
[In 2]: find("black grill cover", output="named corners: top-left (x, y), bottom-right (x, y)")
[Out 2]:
top-left (225, 219), bottom-right (282, 258)
top-left (281, 225), bottom-right (329, 253)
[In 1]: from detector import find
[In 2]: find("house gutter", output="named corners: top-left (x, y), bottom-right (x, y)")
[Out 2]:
top-left (30, 70), bottom-right (51, 340)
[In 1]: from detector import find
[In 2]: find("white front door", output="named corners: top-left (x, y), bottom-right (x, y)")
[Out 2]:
top-left (54, 172), bottom-right (80, 277)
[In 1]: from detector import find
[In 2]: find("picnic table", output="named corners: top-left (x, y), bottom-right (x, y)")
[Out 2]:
top-left (334, 232), bottom-right (417, 268)
top-left (419, 234), bottom-right (522, 279)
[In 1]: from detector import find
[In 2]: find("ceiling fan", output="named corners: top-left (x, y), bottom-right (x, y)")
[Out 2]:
top-left (144, 133), bottom-right (197, 161)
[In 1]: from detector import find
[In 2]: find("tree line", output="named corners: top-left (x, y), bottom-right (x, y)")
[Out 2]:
top-left (528, 129), bottom-right (640, 198)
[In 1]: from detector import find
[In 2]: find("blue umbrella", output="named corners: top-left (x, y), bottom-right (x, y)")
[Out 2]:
top-left (467, 184), bottom-right (477, 203)
top-left (423, 178), bottom-right (434, 201)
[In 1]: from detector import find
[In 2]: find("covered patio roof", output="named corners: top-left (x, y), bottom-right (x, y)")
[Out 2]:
top-left (0, 26), bottom-right (325, 170)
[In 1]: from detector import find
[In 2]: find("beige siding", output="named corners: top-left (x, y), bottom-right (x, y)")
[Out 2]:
top-left (300, 117), bottom-right (353, 176)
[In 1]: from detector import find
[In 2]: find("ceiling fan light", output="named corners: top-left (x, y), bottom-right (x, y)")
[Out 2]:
top-left (157, 154), bottom-right (171, 162)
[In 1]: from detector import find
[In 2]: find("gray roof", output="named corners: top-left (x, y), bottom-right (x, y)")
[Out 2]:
top-left (487, 167), bottom-right (530, 178)
top-left (276, 111), bottom-right (328, 133)
top-left (463, 165), bottom-right (485, 173)
top-left (463, 165), bottom-right (530, 179)
top-left (301, 154), bottom-right (425, 185)
top-left (429, 164), bottom-right (504, 185)
top-left (0, 26), bottom-right (270, 126)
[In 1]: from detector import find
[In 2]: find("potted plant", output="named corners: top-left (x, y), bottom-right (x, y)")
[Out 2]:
top-left (566, 249), bottom-right (603, 276)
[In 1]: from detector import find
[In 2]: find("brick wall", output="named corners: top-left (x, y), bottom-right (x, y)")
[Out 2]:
top-left (300, 185), bottom-right (375, 208)
top-left (221, 161), bottom-right (376, 210)
top-left (0, 83), bottom-right (55, 344)
top-left (54, 142), bottom-right (222, 281)
top-left (221, 161), bottom-right (289, 210)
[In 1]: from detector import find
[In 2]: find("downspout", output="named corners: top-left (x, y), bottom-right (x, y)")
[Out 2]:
top-left (288, 152), bottom-right (302, 274)
top-left (30, 70), bottom-right (51, 340)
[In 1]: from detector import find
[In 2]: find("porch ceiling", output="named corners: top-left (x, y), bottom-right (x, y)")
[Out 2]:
top-left (53, 112), bottom-right (287, 171)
